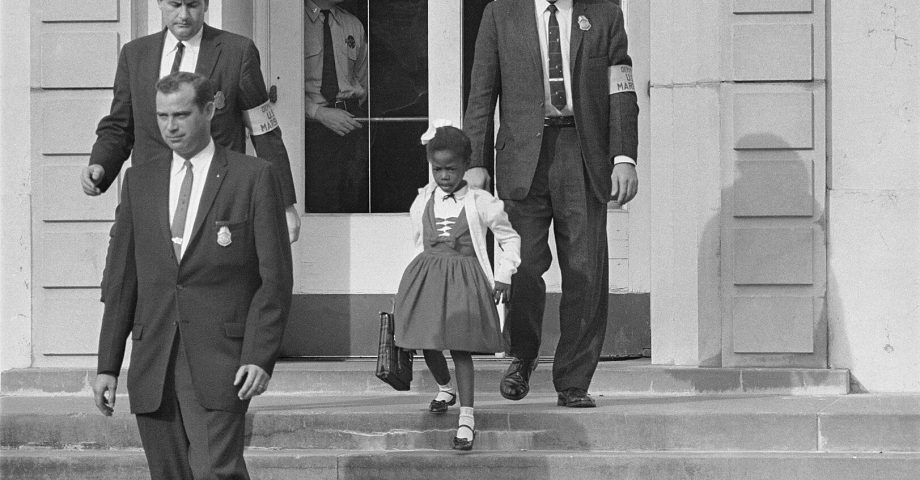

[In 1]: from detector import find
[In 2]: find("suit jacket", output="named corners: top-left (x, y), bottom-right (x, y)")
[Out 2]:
top-left (90, 24), bottom-right (296, 206)
top-left (463, 0), bottom-right (639, 203)
top-left (97, 145), bottom-right (293, 414)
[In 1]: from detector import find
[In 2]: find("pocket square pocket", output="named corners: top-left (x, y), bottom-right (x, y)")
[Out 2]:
top-left (223, 322), bottom-right (245, 338)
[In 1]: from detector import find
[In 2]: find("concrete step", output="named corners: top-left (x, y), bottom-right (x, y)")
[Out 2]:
top-left (3, 394), bottom-right (917, 453)
top-left (0, 358), bottom-right (850, 396)
top-left (2, 448), bottom-right (919, 480)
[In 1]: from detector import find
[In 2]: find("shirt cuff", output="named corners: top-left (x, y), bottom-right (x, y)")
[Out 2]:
top-left (305, 102), bottom-right (319, 119)
top-left (494, 269), bottom-right (513, 285)
top-left (613, 155), bottom-right (636, 166)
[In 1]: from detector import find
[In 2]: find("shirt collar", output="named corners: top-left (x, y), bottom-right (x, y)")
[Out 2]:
top-left (437, 183), bottom-right (469, 201)
top-left (171, 139), bottom-right (215, 177)
top-left (535, 0), bottom-right (573, 12)
top-left (163, 24), bottom-right (204, 53)
top-left (306, 1), bottom-right (339, 23)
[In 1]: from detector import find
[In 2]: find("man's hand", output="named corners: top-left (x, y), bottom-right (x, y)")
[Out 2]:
top-left (285, 205), bottom-right (301, 244)
top-left (610, 163), bottom-right (638, 205)
top-left (93, 373), bottom-right (118, 416)
top-left (464, 167), bottom-right (491, 190)
top-left (493, 281), bottom-right (511, 304)
top-left (234, 364), bottom-right (271, 400)
top-left (81, 165), bottom-right (106, 196)
top-left (314, 106), bottom-right (362, 136)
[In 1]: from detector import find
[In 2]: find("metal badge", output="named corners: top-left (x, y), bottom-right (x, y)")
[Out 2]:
top-left (214, 91), bottom-right (226, 110)
top-left (346, 35), bottom-right (356, 49)
top-left (217, 225), bottom-right (232, 247)
top-left (578, 15), bottom-right (591, 31)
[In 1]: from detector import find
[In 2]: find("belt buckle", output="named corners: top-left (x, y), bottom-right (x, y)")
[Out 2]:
top-left (544, 116), bottom-right (573, 127)
top-left (333, 100), bottom-right (348, 111)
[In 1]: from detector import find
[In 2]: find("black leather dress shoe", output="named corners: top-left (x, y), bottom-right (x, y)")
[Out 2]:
top-left (500, 357), bottom-right (538, 400)
top-left (556, 388), bottom-right (596, 408)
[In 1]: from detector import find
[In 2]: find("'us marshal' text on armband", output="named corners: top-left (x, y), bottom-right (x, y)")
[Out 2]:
top-left (242, 100), bottom-right (279, 136)
top-left (608, 65), bottom-right (635, 94)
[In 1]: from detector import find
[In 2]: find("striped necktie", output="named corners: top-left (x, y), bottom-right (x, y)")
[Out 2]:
top-left (547, 1), bottom-right (566, 111)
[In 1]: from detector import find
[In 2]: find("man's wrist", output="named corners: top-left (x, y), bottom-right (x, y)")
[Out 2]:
top-left (613, 155), bottom-right (636, 166)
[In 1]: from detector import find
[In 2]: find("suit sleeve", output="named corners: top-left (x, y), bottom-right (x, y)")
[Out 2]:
top-left (239, 40), bottom-right (298, 206)
top-left (96, 169), bottom-right (138, 376)
top-left (240, 164), bottom-right (293, 375)
top-left (607, 6), bottom-right (639, 162)
top-left (89, 46), bottom-right (135, 193)
top-left (462, 3), bottom-right (501, 173)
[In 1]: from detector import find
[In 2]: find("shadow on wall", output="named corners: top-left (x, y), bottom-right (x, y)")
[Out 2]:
top-left (697, 132), bottom-right (830, 371)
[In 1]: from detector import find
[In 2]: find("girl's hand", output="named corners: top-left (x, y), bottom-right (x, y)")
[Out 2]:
top-left (493, 281), bottom-right (511, 304)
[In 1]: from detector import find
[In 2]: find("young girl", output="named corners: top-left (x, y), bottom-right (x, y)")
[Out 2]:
top-left (394, 122), bottom-right (521, 451)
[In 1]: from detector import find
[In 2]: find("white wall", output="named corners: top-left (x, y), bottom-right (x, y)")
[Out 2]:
top-left (828, 0), bottom-right (920, 392)
top-left (0, 1), bottom-right (34, 371)
top-left (649, 0), bottom-right (723, 366)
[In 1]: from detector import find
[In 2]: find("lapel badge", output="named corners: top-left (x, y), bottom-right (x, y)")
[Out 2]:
top-left (213, 91), bottom-right (226, 110)
top-left (217, 225), bottom-right (232, 247)
top-left (346, 35), bottom-right (356, 49)
top-left (578, 15), bottom-right (591, 31)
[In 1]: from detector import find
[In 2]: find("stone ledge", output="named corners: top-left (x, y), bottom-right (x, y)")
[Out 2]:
top-left (0, 360), bottom-right (850, 396)
top-left (3, 394), bottom-right (916, 453)
top-left (2, 449), bottom-right (919, 480)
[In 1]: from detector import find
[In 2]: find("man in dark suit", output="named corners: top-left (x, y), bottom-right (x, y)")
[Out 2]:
top-left (81, 0), bottom-right (301, 243)
top-left (92, 72), bottom-right (293, 479)
top-left (463, 0), bottom-right (639, 407)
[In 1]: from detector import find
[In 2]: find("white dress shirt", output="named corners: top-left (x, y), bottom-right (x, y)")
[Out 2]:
top-left (169, 139), bottom-right (215, 259)
top-left (159, 27), bottom-right (204, 78)
top-left (533, 0), bottom-right (635, 165)
top-left (433, 184), bottom-right (468, 223)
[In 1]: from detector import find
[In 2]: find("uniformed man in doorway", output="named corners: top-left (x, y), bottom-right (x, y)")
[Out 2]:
top-left (82, 0), bottom-right (301, 242)
top-left (303, 0), bottom-right (370, 213)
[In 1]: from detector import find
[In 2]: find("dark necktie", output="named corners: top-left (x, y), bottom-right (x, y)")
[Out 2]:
top-left (170, 160), bottom-right (194, 261)
top-left (171, 41), bottom-right (185, 74)
top-left (320, 10), bottom-right (340, 103)
top-left (547, 2), bottom-right (567, 111)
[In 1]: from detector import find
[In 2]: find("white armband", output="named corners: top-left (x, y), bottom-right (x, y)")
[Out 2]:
top-left (242, 100), bottom-right (279, 136)
top-left (608, 65), bottom-right (635, 94)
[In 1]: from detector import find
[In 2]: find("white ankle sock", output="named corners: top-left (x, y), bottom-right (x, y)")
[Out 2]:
top-left (457, 407), bottom-right (474, 441)
top-left (434, 382), bottom-right (455, 402)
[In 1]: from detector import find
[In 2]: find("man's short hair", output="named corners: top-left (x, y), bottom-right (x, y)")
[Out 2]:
top-left (155, 72), bottom-right (214, 110)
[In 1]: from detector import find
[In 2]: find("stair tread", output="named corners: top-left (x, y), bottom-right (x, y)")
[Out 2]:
top-left (5, 447), bottom-right (920, 457)
top-left (3, 392), bottom-right (917, 416)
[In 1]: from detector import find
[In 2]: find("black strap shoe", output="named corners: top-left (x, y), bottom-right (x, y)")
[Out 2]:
top-left (428, 391), bottom-right (456, 414)
top-left (500, 357), bottom-right (538, 400)
top-left (556, 388), bottom-right (596, 408)
top-left (452, 425), bottom-right (475, 451)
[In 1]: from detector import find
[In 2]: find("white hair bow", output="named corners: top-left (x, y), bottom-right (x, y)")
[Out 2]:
top-left (420, 119), bottom-right (453, 145)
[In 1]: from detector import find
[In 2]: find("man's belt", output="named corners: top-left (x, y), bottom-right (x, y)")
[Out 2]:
top-left (544, 116), bottom-right (575, 128)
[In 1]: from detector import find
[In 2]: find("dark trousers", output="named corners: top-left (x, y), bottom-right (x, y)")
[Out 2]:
top-left (304, 119), bottom-right (369, 213)
top-left (502, 127), bottom-right (609, 392)
top-left (135, 333), bottom-right (249, 480)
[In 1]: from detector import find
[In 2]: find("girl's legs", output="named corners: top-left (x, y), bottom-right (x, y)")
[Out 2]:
top-left (423, 349), bottom-right (451, 385)
top-left (450, 350), bottom-right (475, 442)
top-left (450, 350), bottom-right (474, 407)
top-left (423, 350), bottom-right (456, 405)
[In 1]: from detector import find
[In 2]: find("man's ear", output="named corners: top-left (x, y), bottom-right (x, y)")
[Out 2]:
top-left (204, 101), bottom-right (215, 120)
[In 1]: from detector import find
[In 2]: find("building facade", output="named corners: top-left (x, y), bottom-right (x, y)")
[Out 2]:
top-left (1, 0), bottom-right (917, 392)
